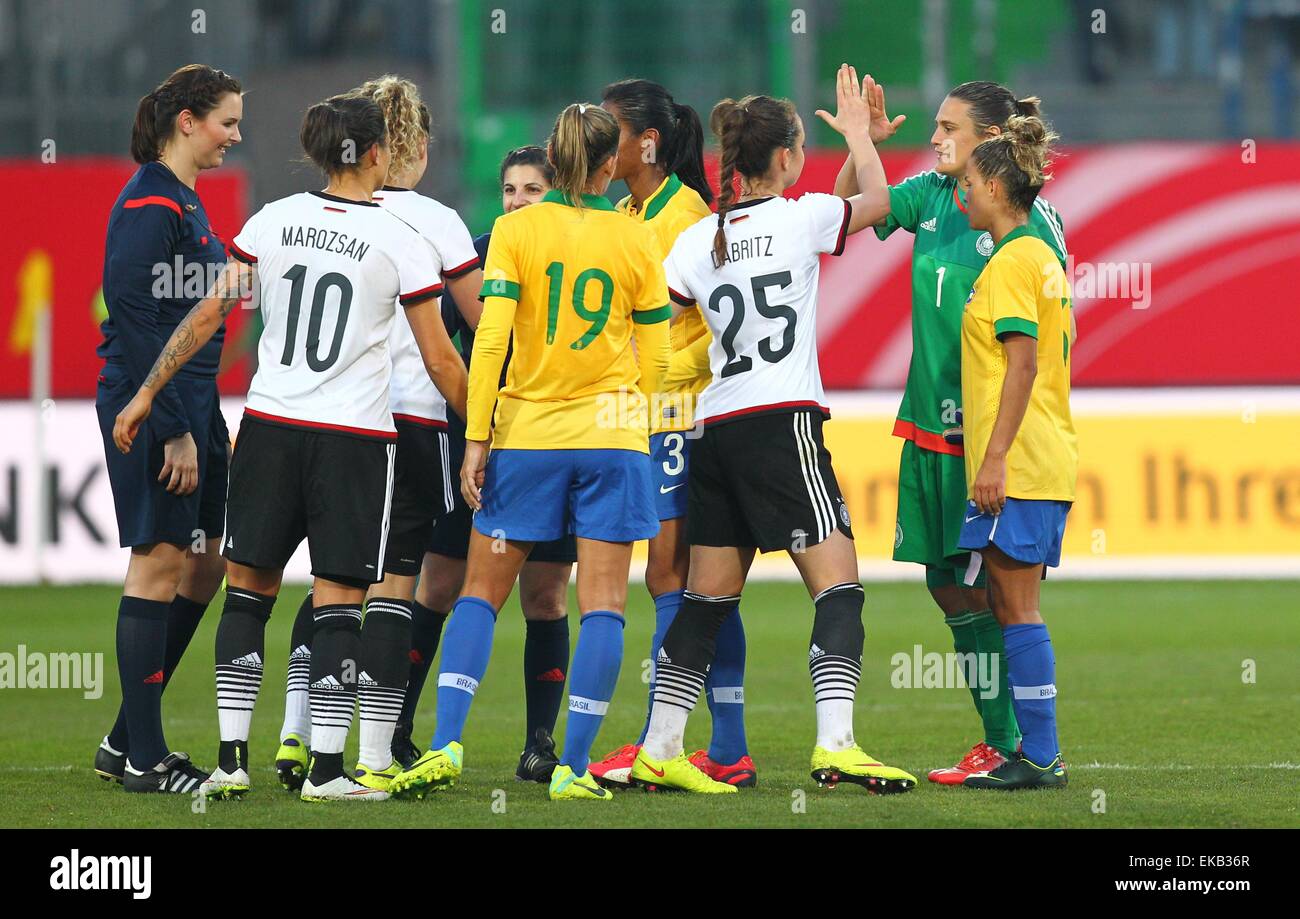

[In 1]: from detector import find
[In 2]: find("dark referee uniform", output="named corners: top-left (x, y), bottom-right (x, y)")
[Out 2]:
top-left (96, 161), bottom-right (230, 548)
top-left (432, 231), bottom-right (578, 565)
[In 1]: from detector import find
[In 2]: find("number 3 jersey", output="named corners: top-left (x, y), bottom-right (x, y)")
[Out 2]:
top-left (664, 192), bottom-right (850, 426)
top-left (229, 191), bottom-right (443, 439)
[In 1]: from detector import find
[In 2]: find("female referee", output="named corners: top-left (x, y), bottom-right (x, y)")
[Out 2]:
top-left (633, 66), bottom-right (915, 794)
top-left (94, 64), bottom-right (242, 794)
top-left (390, 102), bottom-right (671, 803)
top-left (271, 75), bottom-right (484, 795)
top-left (398, 145), bottom-right (582, 786)
top-left (956, 115), bottom-right (1074, 791)
top-left (834, 79), bottom-right (1069, 784)
top-left (115, 91), bottom-right (466, 802)
top-left (588, 79), bottom-right (758, 790)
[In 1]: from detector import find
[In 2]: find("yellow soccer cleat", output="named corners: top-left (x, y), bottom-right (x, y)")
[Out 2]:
top-left (548, 764), bottom-right (612, 801)
top-left (810, 745), bottom-right (917, 794)
top-left (630, 749), bottom-right (738, 794)
top-left (275, 734), bottom-right (309, 791)
top-left (390, 742), bottom-right (463, 799)
top-left (353, 761), bottom-right (401, 794)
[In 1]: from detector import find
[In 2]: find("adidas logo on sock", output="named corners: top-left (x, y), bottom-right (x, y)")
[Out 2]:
top-left (920, 217), bottom-right (937, 231)
top-left (289, 645), bottom-right (311, 661)
top-left (657, 647), bottom-right (671, 662)
top-left (409, 649), bottom-right (424, 664)
top-left (808, 643), bottom-right (826, 661)
top-left (231, 652), bottom-right (263, 669)
top-left (535, 668), bottom-right (565, 682)
top-left (143, 670), bottom-right (164, 684)
top-left (310, 675), bottom-right (346, 691)
top-left (358, 671), bottom-right (378, 687)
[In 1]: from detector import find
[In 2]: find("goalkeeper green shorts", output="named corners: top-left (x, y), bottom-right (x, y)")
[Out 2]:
top-left (893, 439), bottom-right (980, 581)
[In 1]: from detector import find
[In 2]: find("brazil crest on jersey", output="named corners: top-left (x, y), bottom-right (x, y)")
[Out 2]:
top-left (875, 171), bottom-right (1067, 455)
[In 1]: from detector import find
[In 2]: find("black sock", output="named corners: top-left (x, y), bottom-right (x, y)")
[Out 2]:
top-left (809, 582), bottom-right (865, 708)
top-left (651, 591), bottom-right (739, 714)
top-left (214, 588), bottom-right (276, 772)
top-left (399, 601), bottom-right (448, 725)
top-left (116, 596), bottom-right (170, 771)
top-left (107, 593), bottom-right (211, 753)
top-left (308, 604), bottom-right (363, 780)
top-left (358, 598), bottom-right (412, 768)
top-left (522, 617), bottom-right (569, 750)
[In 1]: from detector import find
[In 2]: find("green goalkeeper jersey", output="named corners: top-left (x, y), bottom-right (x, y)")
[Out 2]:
top-left (875, 171), bottom-right (1067, 455)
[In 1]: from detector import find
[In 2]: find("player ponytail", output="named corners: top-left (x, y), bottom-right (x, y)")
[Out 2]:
top-left (709, 94), bottom-right (798, 268)
top-left (971, 114), bottom-right (1059, 214)
top-left (355, 74), bottom-right (428, 181)
top-left (601, 78), bottom-right (714, 205)
top-left (547, 102), bottom-right (620, 213)
top-left (300, 92), bottom-right (388, 177)
top-left (948, 80), bottom-right (1043, 137)
top-left (130, 64), bottom-right (242, 164)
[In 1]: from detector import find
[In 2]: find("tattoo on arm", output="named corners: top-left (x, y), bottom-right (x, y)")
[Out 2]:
top-left (142, 261), bottom-right (249, 391)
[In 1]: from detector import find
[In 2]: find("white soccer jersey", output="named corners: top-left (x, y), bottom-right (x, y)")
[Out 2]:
top-left (663, 192), bottom-right (850, 425)
top-left (230, 191), bottom-right (442, 439)
top-left (373, 186), bottom-right (480, 424)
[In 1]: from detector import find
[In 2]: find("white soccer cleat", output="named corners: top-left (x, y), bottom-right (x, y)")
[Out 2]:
top-left (200, 765), bottom-right (251, 799)
top-left (301, 773), bottom-right (390, 802)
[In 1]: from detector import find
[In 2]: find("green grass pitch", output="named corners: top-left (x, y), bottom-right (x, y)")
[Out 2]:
top-left (1, 579), bottom-right (1296, 828)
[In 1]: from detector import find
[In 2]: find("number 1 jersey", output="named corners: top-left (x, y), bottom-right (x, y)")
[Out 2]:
top-left (663, 193), bottom-right (850, 426)
top-left (229, 191), bottom-right (442, 439)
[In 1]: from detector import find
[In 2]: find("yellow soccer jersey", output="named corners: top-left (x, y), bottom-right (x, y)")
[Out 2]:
top-left (961, 227), bottom-right (1077, 501)
top-left (617, 174), bottom-right (712, 433)
top-left (471, 190), bottom-right (671, 452)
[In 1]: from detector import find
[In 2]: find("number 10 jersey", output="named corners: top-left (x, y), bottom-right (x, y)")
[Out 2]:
top-left (229, 190), bottom-right (442, 439)
top-left (664, 193), bottom-right (850, 427)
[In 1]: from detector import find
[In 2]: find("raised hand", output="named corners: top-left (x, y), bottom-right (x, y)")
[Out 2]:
top-left (865, 73), bottom-right (907, 144)
top-left (815, 63), bottom-right (871, 139)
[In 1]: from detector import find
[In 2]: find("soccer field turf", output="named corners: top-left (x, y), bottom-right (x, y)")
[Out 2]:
top-left (1, 579), bottom-right (1296, 829)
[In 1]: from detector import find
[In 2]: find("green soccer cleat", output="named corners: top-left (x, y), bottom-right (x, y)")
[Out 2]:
top-left (630, 749), bottom-right (738, 794)
top-left (963, 752), bottom-right (1068, 790)
top-left (275, 734), bottom-right (309, 791)
top-left (354, 761), bottom-right (400, 795)
top-left (549, 764), bottom-right (612, 801)
top-left (390, 742), bottom-right (463, 799)
top-left (810, 745), bottom-right (917, 794)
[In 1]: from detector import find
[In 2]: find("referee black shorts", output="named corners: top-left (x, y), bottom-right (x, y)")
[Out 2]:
top-left (222, 414), bottom-right (395, 587)
top-left (687, 409), bottom-right (853, 553)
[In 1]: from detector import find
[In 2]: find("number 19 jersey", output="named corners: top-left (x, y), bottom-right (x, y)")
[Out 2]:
top-left (663, 193), bottom-right (850, 426)
top-left (230, 191), bottom-right (443, 439)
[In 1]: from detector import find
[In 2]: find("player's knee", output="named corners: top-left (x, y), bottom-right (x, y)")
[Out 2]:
top-left (520, 585), bottom-right (567, 621)
top-left (660, 591), bottom-right (738, 671)
top-left (811, 581), bottom-right (865, 662)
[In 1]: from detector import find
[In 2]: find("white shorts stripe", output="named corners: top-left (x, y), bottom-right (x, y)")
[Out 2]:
top-left (439, 431), bottom-right (453, 513)
top-left (793, 413), bottom-right (834, 541)
top-left (376, 443), bottom-right (397, 575)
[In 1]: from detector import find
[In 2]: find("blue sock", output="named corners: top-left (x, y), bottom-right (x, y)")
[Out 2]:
top-left (636, 590), bottom-right (684, 745)
top-left (430, 597), bottom-right (497, 751)
top-left (704, 605), bottom-right (748, 764)
top-left (561, 611), bottom-right (625, 775)
top-left (1002, 622), bottom-right (1059, 766)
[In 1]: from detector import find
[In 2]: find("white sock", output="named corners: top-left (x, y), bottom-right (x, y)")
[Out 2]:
top-left (280, 644), bottom-right (311, 743)
top-left (357, 677), bottom-right (404, 770)
top-left (815, 698), bottom-right (856, 751)
top-left (644, 701), bottom-right (689, 761)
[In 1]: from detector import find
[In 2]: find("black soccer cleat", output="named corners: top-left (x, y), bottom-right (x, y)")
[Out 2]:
top-left (391, 721), bottom-right (422, 770)
top-left (94, 736), bottom-right (126, 784)
top-left (515, 728), bottom-right (560, 783)
top-left (122, 752), bottom-right (209, 794)
top-left (963, 752), bottom-right (1068, 790)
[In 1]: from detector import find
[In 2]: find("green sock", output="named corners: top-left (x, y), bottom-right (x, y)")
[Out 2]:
top-left (970, 609), bottom-right (1021, 756)
top-left (944, 610), bottom-right (982, 718)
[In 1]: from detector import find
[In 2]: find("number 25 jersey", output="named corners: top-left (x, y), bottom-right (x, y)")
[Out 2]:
top-left (663, 193), bottom-right (850, 426)
top-left (230, 191), bottom-right (443, 439)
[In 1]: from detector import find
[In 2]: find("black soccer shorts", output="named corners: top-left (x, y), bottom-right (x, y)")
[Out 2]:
top-left (687, 409), bottom-right (854, 553)
top-left (223, 414), bottom-right (395, 587)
